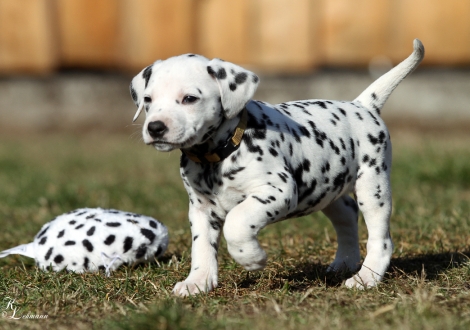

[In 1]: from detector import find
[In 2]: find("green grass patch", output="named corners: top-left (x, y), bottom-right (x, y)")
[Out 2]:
top-left (0, 131), bottom-right (469, 329)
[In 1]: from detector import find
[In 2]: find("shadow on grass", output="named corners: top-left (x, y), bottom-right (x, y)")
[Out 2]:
top-left (283, 262), bottom-right (354, 290)
top-left (235, 251), bottom-right (470, 292)
top-left (388, 250), bottom-right (470, 280)
top-left (236, 262), bottom-right (345, 291)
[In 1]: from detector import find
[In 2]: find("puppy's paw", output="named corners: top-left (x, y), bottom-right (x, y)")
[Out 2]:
top-left (173, 273), bottom-right (217, 297)
top-left (326, 255), bottom-right (361, 274)
top-left (242, 256), bottom-right (267, 271)
top-left (232, 248), bottom-right (267, 271)
top-left (173, 281), bottom-right (210, 297)
top-left (344, 270), bottom-right (381, 289)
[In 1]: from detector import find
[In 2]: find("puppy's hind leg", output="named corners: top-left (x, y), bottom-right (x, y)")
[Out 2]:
top-left (345, 169), bottom-right (393, 289)
top-left (323, 195), bottom-right (361, 274)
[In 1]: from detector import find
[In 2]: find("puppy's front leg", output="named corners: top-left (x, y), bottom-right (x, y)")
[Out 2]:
top-left (173, 206), bottom-right (221, 296)
top-left (223, 184), bottom-right (296, 271)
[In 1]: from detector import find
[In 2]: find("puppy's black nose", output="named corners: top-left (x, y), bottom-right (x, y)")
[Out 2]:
top-left (147, 121), bottom-right (168, 138)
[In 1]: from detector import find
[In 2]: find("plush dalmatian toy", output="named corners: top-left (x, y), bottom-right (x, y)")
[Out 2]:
top-left (129, 40), bottom-right (424, 296)
top-left (0, 208), bottom-right (168, 275)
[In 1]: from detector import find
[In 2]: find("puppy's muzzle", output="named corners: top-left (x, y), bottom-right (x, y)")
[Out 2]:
top-left (147, 121), bottom-right (168, 139)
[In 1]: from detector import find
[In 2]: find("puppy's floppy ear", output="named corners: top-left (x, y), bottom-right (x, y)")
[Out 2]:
top-left (129, 60), bottom-right (162, 122)
top-left (207, 58), bottom-right (259, 119)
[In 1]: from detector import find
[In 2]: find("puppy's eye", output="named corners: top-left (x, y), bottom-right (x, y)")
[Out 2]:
top-left (144, 96), bottom-right (152, 103)
top-left (182, 95), bottom-right (199, 104)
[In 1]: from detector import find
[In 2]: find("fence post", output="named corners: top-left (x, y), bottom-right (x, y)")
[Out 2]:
top-left (388, 0), bottom-right (470, 65)
top-left (55, 0), bottom-right (119, 68)
top-left (0, 0), bottom-right (57, 74)
top-left (322, 0), bottom-right (391, 66)
top-left (118, 0), bottom-right (197, 72)
top-left (196, 0), bottom-right (251, 65)
top-left (251, 0), bottom-right (322, 72)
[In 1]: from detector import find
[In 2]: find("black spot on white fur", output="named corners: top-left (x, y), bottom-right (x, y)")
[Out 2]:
top-left (82, 239), bottom-right (93, 252)
top-left (45, 247), bottom-right (53, 260)
top-left (86, 226), bottom-right (95, 236)
top-left (104, 235), bottom-right (115, 245)
top-left (54, 255), bottom-right (64, 264)
top-left (141, 228), bottom-right (156, 244)
top-left (123, 237), bottom-right (133, 253)
top-left (136, 244), bottom-right (147, 259)
top-left (142, 65), bottom-right (153, 88)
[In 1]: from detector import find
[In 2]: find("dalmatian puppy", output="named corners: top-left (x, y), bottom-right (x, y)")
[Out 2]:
top-left (130, 40), bottom-right (424, 296)
top-left (0, 208), bottom-right (168, 275)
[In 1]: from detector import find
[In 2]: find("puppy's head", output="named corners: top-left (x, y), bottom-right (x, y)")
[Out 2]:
top-left (130, 54), bottom-right (259, 151)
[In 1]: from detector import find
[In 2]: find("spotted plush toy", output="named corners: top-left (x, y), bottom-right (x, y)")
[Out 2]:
top-left (0, 208), bottom-right (169, 275)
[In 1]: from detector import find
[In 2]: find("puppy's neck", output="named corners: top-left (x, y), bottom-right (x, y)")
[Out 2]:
top-left (208, 111), bottom-right (244, 150)
top-left (181, 108), bottom-right (247, 163)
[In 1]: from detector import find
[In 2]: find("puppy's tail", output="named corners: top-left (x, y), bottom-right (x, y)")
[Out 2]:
top-left (354, 39), bottom-right (425, 115)
top-left (0, 243), bottom-right (35, 259)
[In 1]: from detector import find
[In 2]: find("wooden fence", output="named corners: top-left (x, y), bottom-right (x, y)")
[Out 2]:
top-left (1, 0), bottom-right (469, 75)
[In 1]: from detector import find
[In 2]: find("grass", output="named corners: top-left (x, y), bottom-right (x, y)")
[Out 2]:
top-left (0, 129), bottom-right (469, 329)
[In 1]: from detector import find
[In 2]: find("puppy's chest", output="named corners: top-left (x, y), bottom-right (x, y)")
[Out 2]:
top-left (180, 158), bottom-right (248, 212)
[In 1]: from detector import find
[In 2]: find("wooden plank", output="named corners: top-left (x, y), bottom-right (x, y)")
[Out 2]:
top-left (56, 0), bottom-right (119, 68)
top-left (118, 0), bottom-right (196, 72)
top-left (388, 0), bottom-right (470, 65)
top-left (0, 0), bottom-right (57, 74)
top-left (252, 0), bottom-right (321, 72)
top-left (196, 0), bottom-right (251, 64)
top-left (323, 0), bottom-right (391, 66)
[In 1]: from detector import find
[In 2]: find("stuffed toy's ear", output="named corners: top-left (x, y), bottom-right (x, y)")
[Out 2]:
top-left (129, 60), bottom-right (161, 122)
top-left (207, 59), bottom-right (259, 119)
